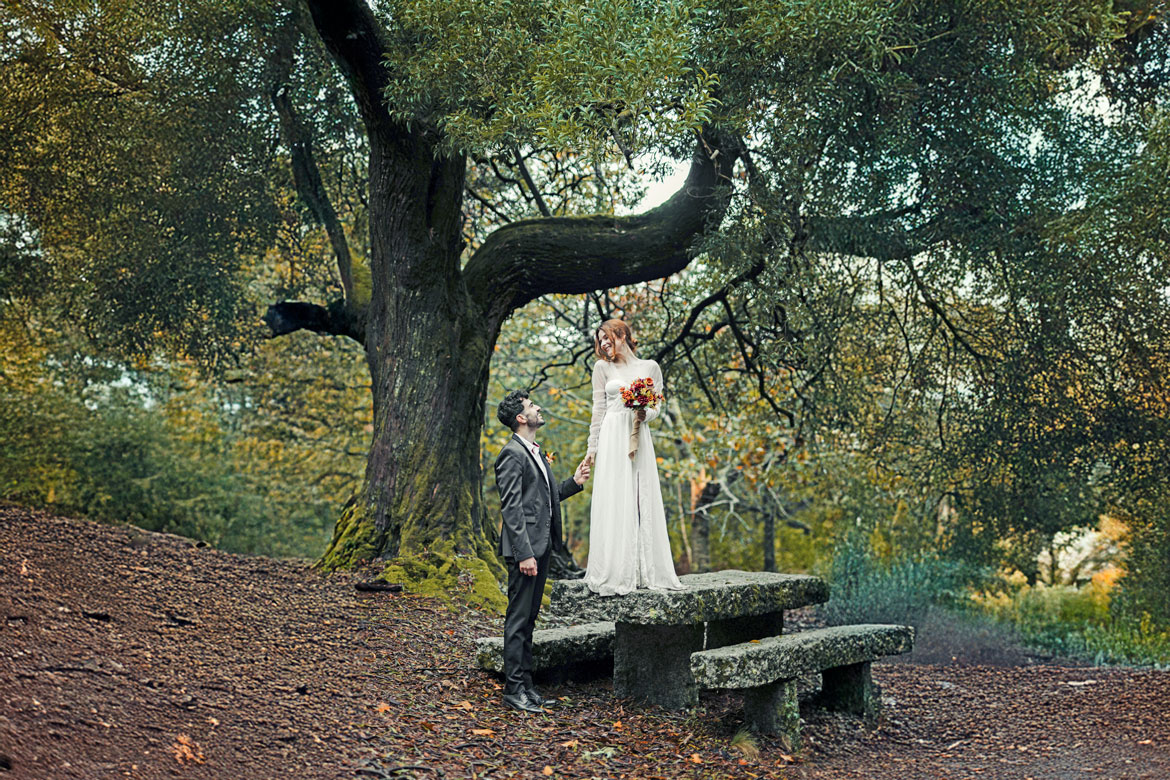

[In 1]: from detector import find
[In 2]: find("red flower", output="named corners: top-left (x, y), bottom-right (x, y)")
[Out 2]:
top-left (621, 377), bottom-right (664, 410)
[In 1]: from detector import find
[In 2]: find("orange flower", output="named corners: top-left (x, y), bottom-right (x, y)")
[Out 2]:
top-left (621, 377), bottom-right (664, 410)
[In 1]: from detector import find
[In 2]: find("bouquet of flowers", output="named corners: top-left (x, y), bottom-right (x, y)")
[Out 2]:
top-left (621, 377), bottom-right (664, 460)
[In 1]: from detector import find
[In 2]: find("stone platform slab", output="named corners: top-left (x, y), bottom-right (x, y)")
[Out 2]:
top-left (549, 570), bottom-right (829, 625)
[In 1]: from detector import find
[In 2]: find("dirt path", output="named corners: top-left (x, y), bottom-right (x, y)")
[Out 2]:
top-left (2, 505), bottom-right (1168, 779)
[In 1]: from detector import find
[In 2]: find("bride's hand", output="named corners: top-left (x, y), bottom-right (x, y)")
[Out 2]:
top-left (574, 457), bottom-right (591, 485)
top-left (635, 408), bottom-right (646, 421)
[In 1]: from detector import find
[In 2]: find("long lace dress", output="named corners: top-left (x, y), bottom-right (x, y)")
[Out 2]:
top-left (583, 357), bottom-right (683, 596)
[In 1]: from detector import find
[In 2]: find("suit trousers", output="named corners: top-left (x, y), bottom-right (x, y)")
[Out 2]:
top-left (503, 546), bottom-right (551, 695)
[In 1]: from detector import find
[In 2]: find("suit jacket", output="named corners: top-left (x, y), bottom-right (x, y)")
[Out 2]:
top-left (494, 434), bottom-right (582, 561)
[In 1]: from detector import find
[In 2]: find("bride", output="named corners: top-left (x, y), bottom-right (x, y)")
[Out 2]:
top-left (581, 319), bottom-right (683, 596)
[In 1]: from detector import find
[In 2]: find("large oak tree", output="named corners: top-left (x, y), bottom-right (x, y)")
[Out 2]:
top-left (284, 0), bottom-right (1167, 576)
top-left (3, 0), bottom-right (1165, 588)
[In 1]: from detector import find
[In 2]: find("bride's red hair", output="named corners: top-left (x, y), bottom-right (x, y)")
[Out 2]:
top-left (594, 319), bottom-right (637, 361)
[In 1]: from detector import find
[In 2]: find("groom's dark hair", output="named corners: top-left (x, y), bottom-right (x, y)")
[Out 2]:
top-left (497, 389), bottom-right (530, 432)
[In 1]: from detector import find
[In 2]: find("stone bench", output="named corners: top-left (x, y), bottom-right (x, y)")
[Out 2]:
top-left (690, 624), bottom-right (914, 748)
top-left (475, 622), bottom-right (615, 679)
top-left (550, 571), bottom-right (831, 708)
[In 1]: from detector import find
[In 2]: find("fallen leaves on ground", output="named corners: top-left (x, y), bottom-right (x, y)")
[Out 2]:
top-left (3, 504), bottom-right (1170, 780)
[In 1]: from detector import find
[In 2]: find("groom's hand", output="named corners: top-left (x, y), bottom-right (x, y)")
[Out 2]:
top-left (519, 557), bottom-right (538, 576)
top-left (574, 458), bottom-right (591, 485)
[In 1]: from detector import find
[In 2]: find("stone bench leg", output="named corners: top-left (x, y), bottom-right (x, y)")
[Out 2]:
top-left (613, 622), bottom-right (703, 709)
top-left (817, 661), bottom-right (879, 724)
top-left (705, 611), bottom-right (784, 650)
top-left (742, 678), bottom-right (801, 750)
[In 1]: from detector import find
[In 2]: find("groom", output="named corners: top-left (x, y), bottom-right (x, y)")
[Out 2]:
top-left (494, 389), bottom-right (589, 713)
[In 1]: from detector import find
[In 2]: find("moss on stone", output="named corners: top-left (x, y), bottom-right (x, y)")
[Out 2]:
top-left (542, 577), bottom-right (554, 610)
top-left (549, 571), bottom-right (830, 624)
top-left (378, 540), bottom-right (507, 615)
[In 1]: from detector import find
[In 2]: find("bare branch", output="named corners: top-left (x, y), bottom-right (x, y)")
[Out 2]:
top-left (900, 255), bottom-right (990, 372)
top-left (512, 147), bottom-right (552, 218)
top-left (263, 300), bottom-right (364, 344)
top-left (268, 16), bottom-right (358, 307)
top-left (465, 186), bottom-right (515, 225)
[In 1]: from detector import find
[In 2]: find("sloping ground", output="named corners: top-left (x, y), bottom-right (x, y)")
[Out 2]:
top-left (1, 504), bottom-right (1168, 780)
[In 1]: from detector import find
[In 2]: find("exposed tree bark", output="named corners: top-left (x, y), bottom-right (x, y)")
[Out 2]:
top-left (298, 0), bottom-right (741, 571)
top-left (548, 545), bottom-right (586, 580)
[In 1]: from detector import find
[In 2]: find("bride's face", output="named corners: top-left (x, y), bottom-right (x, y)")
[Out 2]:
top-left (598, 330), bottom-right (622, 360)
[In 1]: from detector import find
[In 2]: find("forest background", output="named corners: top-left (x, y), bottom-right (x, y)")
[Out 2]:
top-left (2, 0), bottom-right (1170, 667)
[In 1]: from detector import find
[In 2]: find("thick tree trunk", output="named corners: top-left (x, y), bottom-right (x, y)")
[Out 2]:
top-left (319, 126), bottom-right (498, 568)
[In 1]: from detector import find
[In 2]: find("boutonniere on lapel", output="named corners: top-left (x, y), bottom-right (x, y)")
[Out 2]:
top-left (544, 450), bottom-right (556, 466)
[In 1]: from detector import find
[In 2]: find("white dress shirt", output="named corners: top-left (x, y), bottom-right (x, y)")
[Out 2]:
top-left (516, 434), bottom-right (551, 515)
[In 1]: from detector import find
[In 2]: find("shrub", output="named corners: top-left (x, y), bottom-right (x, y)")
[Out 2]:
top-left (971, 571), bottom-right (1170, 667)
top-left (820, 534), bottom-right (972, 628)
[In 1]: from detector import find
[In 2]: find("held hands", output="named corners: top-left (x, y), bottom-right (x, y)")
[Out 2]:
top-left (573, 456), bottom-right (592, 485)
top-left (519, 556), bottom-right (538, 576)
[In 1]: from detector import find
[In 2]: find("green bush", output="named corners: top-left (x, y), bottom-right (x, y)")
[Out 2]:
top-left (972, 580), bottom-right (1170, 667)
top-left (820, 534), bottom-right (973, 628)
top-left (0, 373), bottom-right (339, 558)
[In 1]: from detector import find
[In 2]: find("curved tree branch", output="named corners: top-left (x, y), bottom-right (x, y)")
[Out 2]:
top-left (263, 300), bottom-right (364, 344)
top-left (302, 0), bottom-right (397, 133)
top-left (463, 130), bottom-right (741, 322)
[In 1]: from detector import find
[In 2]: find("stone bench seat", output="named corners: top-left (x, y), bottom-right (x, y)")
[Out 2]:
top-left (690, 624), bottom-right (914, 748)
top-left (475, 622), bottom-right (615, 676)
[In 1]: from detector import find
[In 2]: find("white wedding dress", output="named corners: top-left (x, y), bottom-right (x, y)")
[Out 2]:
top-left (583, 357), bottom-right (683, 596)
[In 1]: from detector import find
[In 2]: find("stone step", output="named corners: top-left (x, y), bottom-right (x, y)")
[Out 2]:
top-left (690, 623), bottom-right (914, 689)
top-left (475, 622), bottom-right (615, 674)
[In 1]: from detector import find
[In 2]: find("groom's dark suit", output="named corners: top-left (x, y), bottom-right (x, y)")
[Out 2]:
top-left (495, 434), bottom-right (583, 698)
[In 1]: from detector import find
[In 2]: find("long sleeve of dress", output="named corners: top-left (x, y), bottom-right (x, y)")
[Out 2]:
top-left (587, 360), bottom-right (608, 456)
top-left (644, 360), bottom-right (664, 423)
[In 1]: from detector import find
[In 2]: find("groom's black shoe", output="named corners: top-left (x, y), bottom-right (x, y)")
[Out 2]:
top-left (502, 690), bottom-right (544, 714)
top-left (525, 687), bottom-right (549, 707)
